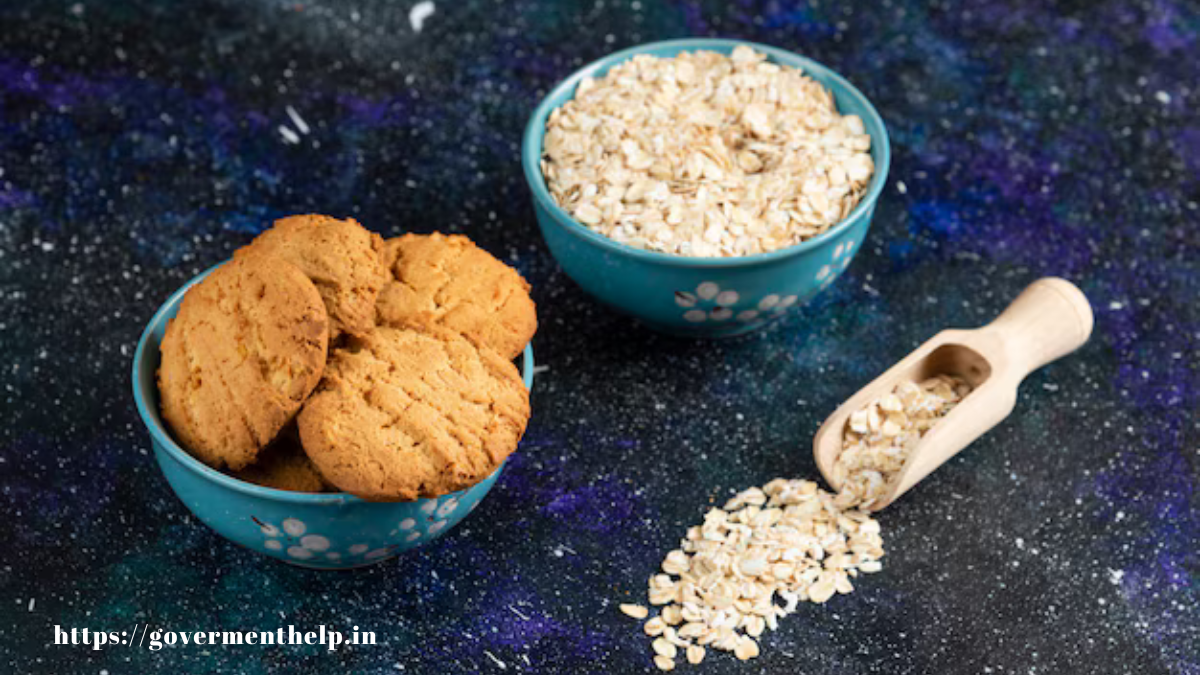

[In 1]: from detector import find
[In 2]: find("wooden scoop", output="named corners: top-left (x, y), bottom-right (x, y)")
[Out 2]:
top-left (813, 277), bottom-right (1094, 511)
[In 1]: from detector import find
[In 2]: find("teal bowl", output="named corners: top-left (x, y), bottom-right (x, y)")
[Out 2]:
top-left (521, 39), bottom-right (890, 337)
top-left (132, 265), bottom-right (535, 569)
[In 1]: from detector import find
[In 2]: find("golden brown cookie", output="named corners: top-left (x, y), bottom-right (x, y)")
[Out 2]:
top-left (237, 214), bottom-right (386, 338)
top-left (227, 425), bottom-right (332, 493)
top-left (297, 325), bottom-right (530, 501)
top-left (375, 233), bottom-right (537, 360)
top-left (158, 257), bottom-right (329, 470)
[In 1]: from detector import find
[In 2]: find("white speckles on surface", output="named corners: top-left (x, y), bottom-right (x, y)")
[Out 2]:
top-left (428, 520), bottom-right (447, 535)
top-left (264, 540), bottom-right (283, 551)
top-left (282, 518), bottom-right (306, 537)
top-left (349, 544), bottom-right (369, 555)
top-left (365, 548), bottom-right (391, 560)
top-left (284, 105), bottom-right (310, 134)
top-left (409, 1), bottom-right (435, 33)
top-left (1, 4), bottom-right (1193, 673)
top-left (278, 125), bottom-right (300, 144)
top-left (399, 518), bottom-right (417, 530)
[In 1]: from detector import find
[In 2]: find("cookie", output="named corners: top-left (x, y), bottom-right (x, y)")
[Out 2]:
top-left (237, 214), bottom-right (387, 338)
top-left (375, 233), bottom-right (537, 360)
top-left (158, 257), bottom-right (329, 470)
top-left (227, 425), bottom-right (332, 493)
top-left (298, 325), bottom-right (530, 501)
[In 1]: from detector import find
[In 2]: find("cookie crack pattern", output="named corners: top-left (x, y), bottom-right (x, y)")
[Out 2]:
top-left (387, 252), bottom-right (454, 318)
top-left (426, 260), bottom-right (458, 316)
top-left (188, 315), bottom-right (261, 464)
top-left (361, 337), bottom-right (480, 471)
top-left (238, 215), bottom-right (384, 338)
top-left (301, 327), bottom-right (527, 499)
top-left (410, 360), bottom-right (491, 475)
top-left (172, 321), bottom-right (204, 446)
top-left (304, 271), bottom-right (356, 329)
top-left (231, 274), bottom-right (276, 400)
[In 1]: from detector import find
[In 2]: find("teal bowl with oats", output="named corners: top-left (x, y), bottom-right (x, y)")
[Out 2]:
top-left (132, 265), bottom-right (534, 569)
top-left (521, 38), bottom-right (890, 337)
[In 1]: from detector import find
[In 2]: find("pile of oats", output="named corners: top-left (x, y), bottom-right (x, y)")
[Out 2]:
top-left (833, 375), bottom-right (973, 509)
top-left (541, 45), bottom-right (874, 258)
top-left (620, 479), bottom-right (884, 669)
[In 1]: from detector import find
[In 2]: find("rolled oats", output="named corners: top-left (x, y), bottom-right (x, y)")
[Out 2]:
top-left (644, 616), bottom-right (666, 637)
top-left (834, 374), bottom-right (973, 509)
top-left (542, 46), bottom-right (875, 258)
top-left (620, 603), bottom-right (650, 619)
top-left (625, 478), bottom-right (885, 666)
top-left (653, 637), bottom-right (678, 659)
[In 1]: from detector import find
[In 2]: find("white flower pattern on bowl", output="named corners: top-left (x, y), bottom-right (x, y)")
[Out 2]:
top-left (815, 238), bottom-right (856, 291)
top-left (251, 492), bottom-right (469, 564)
top-left (676, 280), bottom-right (798, 324)
top-left (673, 238), bottom-right (857, 324)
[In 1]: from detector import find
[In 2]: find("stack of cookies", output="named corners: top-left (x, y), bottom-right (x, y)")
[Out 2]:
top-left (157, 215), bottom-right (537, 501)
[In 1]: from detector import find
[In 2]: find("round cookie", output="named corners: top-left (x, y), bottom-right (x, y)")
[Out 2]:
top-left (158, 257), bottom-right (329, 470)
top-left (237, 214), bottom-right (386, 338)
top-left (298, 325), bottom-right (531, 501)
top-left (375, 233), bottom-right (537, 360)
top-left (228, 426), bottom-right (332, 493)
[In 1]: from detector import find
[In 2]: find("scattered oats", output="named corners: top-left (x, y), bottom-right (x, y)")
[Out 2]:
top-left (626, 478), bottom-right (885, 665)
top-left (542, 46), bottom-right (874, 258)
top-left (734, 636), bottom-right (760, 661)
top-left (652, 637), bottom-right (678, 659)
top-left (661, 604), bottom-right (683, 626)
top-left (833, 374), bottom-right (972, 509)
top-left (644, 616), bottom-right (666, 637)
top-left (620, 603), bottom-right (649, 619)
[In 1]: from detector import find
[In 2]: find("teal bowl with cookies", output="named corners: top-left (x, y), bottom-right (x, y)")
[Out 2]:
top-left (521, 38), bottom-right (890, 337)
top-left (132, 266), bottom-right (535, 570)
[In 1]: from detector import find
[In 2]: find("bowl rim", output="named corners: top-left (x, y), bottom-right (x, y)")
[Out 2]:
top-left (131, 263), bottom-right (536, 506)
top-left (521, 37), bottom-right (891, 269)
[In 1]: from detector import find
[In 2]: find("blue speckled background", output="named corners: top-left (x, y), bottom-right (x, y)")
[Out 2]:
top-left (1, 1), bottom-right (1197, 673)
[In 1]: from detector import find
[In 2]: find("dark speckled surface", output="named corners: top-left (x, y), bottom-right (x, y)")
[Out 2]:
top-left (1, 1), bottom-right (1197, 673)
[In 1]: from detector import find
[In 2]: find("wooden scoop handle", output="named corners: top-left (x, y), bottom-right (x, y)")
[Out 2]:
top-left (980, 277), bottom-right (1094, 378)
